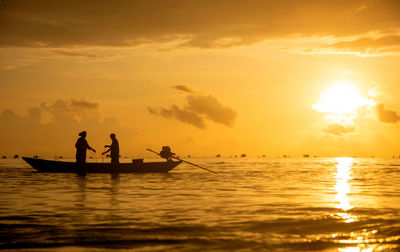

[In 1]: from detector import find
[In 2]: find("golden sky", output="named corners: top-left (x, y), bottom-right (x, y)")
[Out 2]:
top-left (1, 0), bottom-right (400, 157)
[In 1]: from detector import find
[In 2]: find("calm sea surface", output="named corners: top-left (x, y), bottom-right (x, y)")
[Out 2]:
top-left (0, 157), bottom-right (399, 251)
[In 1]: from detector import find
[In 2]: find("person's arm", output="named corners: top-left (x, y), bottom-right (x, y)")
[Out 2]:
top-left (85, 141), bottom-right (96, 152)
top-left (102, 148), bottom-right (111, 155)
top-left (88, 145), bottom-right (96, 152)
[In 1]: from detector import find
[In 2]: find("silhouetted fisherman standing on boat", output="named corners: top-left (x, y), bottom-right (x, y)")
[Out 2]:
top-left (75, 131), bottom-right (96, 170)
top-left (102, 133), bottom-right (119, 168)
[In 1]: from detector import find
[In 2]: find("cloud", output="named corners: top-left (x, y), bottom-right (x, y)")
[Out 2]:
top-left (321, 35), bottom-right (400, 54)
top-left (1, 0), bottom-right (400, 49)
top-left (173, 85), bottom-right (194, 93)
top-left (0, 47), bottom-right (120, 70)
top-left (186, 95), bottom-right (237, 127)
top-left (148, 94), bottom-right (237, 129)
top-left (70, 98), bottom-right (99, 110)
top-left (317, 114), bottom-right (357, 136)
top-left (148, 105), bottom-right (206, 129)
top-left (0, 48), bottom-right (41, 70)
top-left (52, 50), bottom-right (118, 61)
top-left (38, 99), bottom-right (100, 121)
top-left (376, 103), bottom-right (400, 123)
top-left (323, 122), bottom-right (356, 136)
top-left (0, 99), bottom-right (134, 156)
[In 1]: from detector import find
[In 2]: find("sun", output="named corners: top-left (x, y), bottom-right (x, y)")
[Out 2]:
top-left (312, 81), bottom-right (376, 135)
top-left (313, 81), bottom-right (370, 115)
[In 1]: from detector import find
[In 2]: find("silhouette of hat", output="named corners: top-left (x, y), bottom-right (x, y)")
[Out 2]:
top-left (79, 131), bottom-right (87, 137)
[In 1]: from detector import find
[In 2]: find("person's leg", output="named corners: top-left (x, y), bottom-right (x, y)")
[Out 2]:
top-left (76, 159), bottom-right (86, 175)
top-left (111, 157), bottom-right (119, 169)
top-left (76, 152), bottom-right (86, 171)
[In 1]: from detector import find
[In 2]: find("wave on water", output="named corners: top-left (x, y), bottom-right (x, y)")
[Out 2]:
top-left (1, 207), bottom-right (399, 251)
top-left (0, 158), bottom-right (400, 251)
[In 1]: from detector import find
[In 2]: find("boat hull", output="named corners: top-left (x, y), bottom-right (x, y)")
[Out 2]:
top-left (22, 157), bottom-right (181, 173)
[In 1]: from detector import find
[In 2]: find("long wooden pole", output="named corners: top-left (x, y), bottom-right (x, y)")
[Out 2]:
top-left (146, 148), bottom-right (217, 174)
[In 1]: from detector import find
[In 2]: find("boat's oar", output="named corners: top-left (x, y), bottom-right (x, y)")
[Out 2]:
top-left (146, 148), bottom-right (162, 158)
top-left (146, 148), bottom-right (217, 174)
top-left (174, 156), bottom-right (217, 174)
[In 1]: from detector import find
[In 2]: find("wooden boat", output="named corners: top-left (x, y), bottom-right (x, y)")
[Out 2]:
top-left (22, 157), bottom-right (182, 173)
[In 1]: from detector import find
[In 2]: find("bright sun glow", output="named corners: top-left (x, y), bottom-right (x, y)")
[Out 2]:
top-left (313, 81), bottom-right (372, 115)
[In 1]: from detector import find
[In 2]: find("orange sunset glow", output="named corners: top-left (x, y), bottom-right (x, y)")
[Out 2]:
top-left (1, 1), bottom-right (400, 158)
top-left (1, 1), bottom-right (400, 252)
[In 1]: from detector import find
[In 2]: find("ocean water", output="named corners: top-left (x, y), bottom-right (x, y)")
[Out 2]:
top-left (0, 157), bottom-right (399, 251)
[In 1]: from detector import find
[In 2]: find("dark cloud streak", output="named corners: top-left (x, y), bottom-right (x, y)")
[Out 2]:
top-left (148, 105), bottom-right (206, 129)
top-left (1, 0), bottom-right (400, 49)
top-left (148, 94), bottom-right (237, 129)
top-left (173, 85), bottom-right (194, 93)
top-left (52, 50), bottom-right (117, 60)
top-left (70, 99), bottom-right (99, 110)
top-left (323, 35), bottom-right (400, 54)
top-left (376, 103), bottom-right (400, 123)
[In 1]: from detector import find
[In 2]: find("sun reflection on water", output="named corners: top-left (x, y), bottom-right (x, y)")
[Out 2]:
top-left (331, 158), bottom-right (399, 251)
top-left (334, 157), bottom-right (356, 223)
